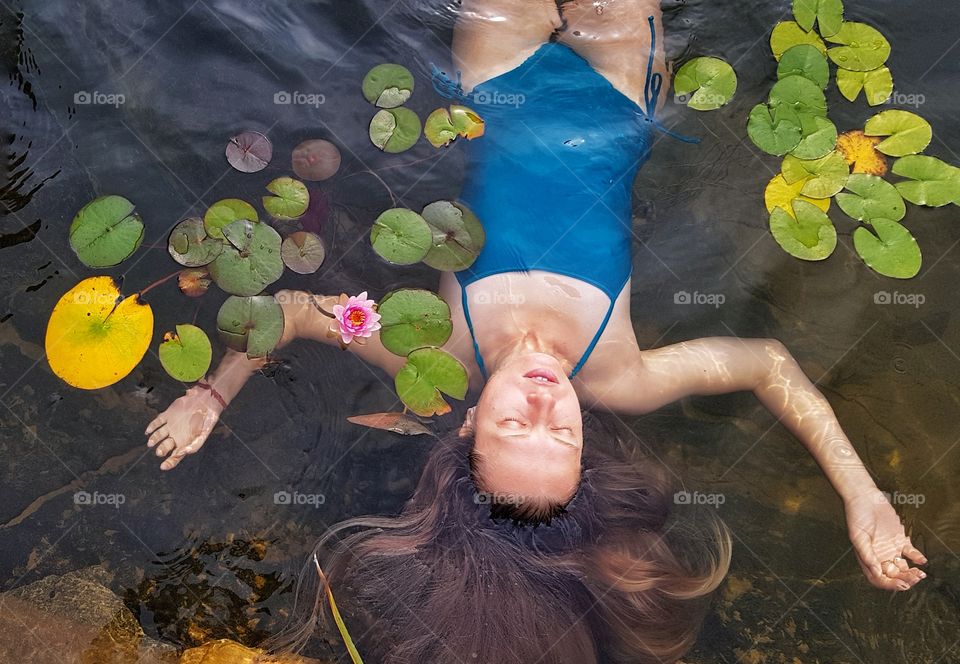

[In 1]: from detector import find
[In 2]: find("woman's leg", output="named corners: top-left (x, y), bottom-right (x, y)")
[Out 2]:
top-left (556, 0), bottom-right (669, 115)
top-left (452, 0), bottom-right (563, 92)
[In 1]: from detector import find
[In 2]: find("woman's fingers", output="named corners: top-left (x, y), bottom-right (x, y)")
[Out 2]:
top-left (902, 539), bottom-right (928, 565)
top-left (850, 529), bottom-right (883, 578)
top-left (147, 425), bottom-right (169, 448)
top-left (145, 415), bottom-right (165, 436)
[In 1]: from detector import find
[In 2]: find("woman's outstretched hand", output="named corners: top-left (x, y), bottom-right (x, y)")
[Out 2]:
top-left (844, 488), bottom-right (927, 591)
top-left (145, 386), bottom-right (224, 471)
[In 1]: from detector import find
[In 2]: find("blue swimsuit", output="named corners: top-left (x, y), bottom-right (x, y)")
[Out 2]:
top-left (432, 16), bottom-right (692, 380)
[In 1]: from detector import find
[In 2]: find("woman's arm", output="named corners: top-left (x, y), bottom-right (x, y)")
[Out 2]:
top-left (584, 337), bottom-right (927, 590)
top-left (144, 289), bottom-right (404, 470)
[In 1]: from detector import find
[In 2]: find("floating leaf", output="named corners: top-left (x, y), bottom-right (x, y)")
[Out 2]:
top-left (178, 268), bottom-right (212, 298)
top-left (864, 110), bottom-right (932, 157)
top-left (362, 64), bottom-right (415, 108)
top-left (281, 231), bottom-right (326, 274)
top-left (836, 173), bottom-right (906, 222)
top-left (765, 174), bottom-right (831, 218)
top-left (347, 412), bottom-right (434, 436)
top-left (673, 57), bottom-right (738, 110)
top-left (159, 324), bottom-right (212, 382)
top-left (777, 44), bottom-right (830, 89)
top-left (892, 155), bottom-right (960, 207)
top-left (770, 21), bottom-right (827, 61)
top-left (826, 22), bottom-right (890, 71)
top-left (836, 130), bottom-right (889, 176)
top-left (420, 200), bottom-right (486, 271)
top-left (377, 289), bottom-right (452, 356)
top-left (782, 150), bottom-right (849, 198)
top-left (747, 104), bottom-right (802, 156)
top-left (791, 114), bottom-right (838, 160)
top-left (263, 177), bottom-right (310, 220)
top-left (853, 218), bottom-right (921, 279)
top-left (769, 75), bottom-right (828, 118)
top-left (208, 220), bottom-right (284, 296)
top-left (45, 276), bottom-right (153, 389)
top-left (836, 67), bottom-right (893, 105)
top-left (167, 217), bottom-right (223, 267)
top-left (370, 208), bottom-right (432, 265)
top-left (395, 347), bottom-right (468, 417)
top-left (68, 195), bottom-right (144, 268)
top-left (204, 199), bottom-right (259, 240)
top-left (292, 139), bottom-right (341, 181)
top-left (369, 107), bottom-right (422, 153)
top-left (769, 200), bottom-right (838, 261)
top-left (216, 295), bottom-right (285, 358)
top-left (449, 105), bottom-right (485, 139)
top-left (425, 108), bottom-right (458, 148)
top-left (792, 0), bottom-right (843, 37)
top-left (225, 131), bottom-right (272, 173)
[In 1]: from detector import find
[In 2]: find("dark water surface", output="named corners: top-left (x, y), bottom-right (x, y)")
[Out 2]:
top-left (1, 0), bottom-right (959, 662)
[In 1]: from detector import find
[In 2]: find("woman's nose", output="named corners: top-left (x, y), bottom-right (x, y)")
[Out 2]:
top-left (526, 390), bottom-right (555, 410)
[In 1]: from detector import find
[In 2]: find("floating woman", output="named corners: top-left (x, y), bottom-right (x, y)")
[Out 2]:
top-left (146, 0), bottom-right (926, 659)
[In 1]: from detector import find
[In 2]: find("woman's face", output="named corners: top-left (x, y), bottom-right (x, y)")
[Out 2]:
top-left (461, 352), bottom-right (584, 503)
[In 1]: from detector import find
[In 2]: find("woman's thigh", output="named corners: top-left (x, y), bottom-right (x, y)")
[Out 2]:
top-left (452, 0), bottom-right (563, 92)
top-left (556, 0), bottom-right (669, 114)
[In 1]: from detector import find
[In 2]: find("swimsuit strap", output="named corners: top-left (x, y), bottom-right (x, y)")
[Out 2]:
top-left (461, 286), bottom-right (490, 380)
top-left (640, 15), bottom-right (701, 145)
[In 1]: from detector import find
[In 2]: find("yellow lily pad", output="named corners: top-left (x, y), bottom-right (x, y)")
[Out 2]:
top-left (45, 276), bottom-right (154, 390)
top-left (764, 174), bottom-right (831, 218)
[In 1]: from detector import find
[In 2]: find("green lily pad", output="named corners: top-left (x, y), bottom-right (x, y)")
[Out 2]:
top-left (395, 347), bottom-right (468, 417)
top-left (420, 200), bottom-right (486, 271)
top-left (777, 44), bottom-right (830, 89)
top-left (208, 220), bottom-right (284, 296)
top-left (377, 289), bottom-right (453, 357)
top-left (826, 22), bottom-right (890, 71)
top-left (892, 155), bottom-right (960, 207)
top-left (853, 218), bottom-right (921, 279)
top-left (792, 0), bottom-right (844, 37)
top-left (747, 104), bottom-right (803, 156)
top-left (362, 64), bottom-right (415, 108)
top-left (837, 67), bottom-right (893, 106)
top-left (263, 177), bottom-right (309, 220)
top-left (281, 231), bottom-right (326, 274)
top-left (159, 324), bottom-right (212, 382)
top-left (836, 173), bottom-right (906, 222)
top-left (69, 195), bottom-right (144, 268)
top-left (770, 21), bottom-right (827, 61)
top-left (167, 217), bottom-right (223, 267)
top-left (370, 208), bottom-right (432, 265)
top-left (204, 199), bottom-right (259, 240)
top-left (216, 295), bottom-right (285, 358)
top-left (782, 150), bottom-right (849, 198)
top-left (769, 200), bottom-right (838, 261)
top-left (449, 105), bottom-right (485, 138)
top-left (769, 75), bottom-right (828, 118)
top-left (425, 108), bottom-right (458, 148)
top-left (864, 110), bottom-right (932, 157)
top-left (369, 107), bottom-right (422, 153)
top-left (673, 57), bottom-right (737, 110)
top-left (791, 114), bottom-right (838, 160)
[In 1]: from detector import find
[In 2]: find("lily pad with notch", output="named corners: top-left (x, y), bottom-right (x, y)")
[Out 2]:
top-left (782, 150), bottom-right (849, 198)
top-left (395, 347), bottom-right (469, 417)
top-left (826, 22), bottom-right (891, 72)
top-left (769, 200), bottom-right (838, 261)
top-left (892, 155), bottom-right (960, 207)
top-left (69, 195), bottom-right (145, 268)
top-left (853, 218), bottom-right (921, 279)
top-left (159, 324), bottom-right (212, 382)
top-left (226, 131), bottom-right (272, 173)
top-left (263, 177), bottom-right (309, 220)
top-left (281, 231), bottom-right (326, 274)
top-left (673, 57), bottom-right (738, 110)
top-left (748, 104), bottom-right (803, 156)
top-left (777, 44), bottom-right (830, 89)
top-left (370, 208), bottom-right (433, 265)
top-left (835, 173), bottom-right (906, 222)
top-left (765, 173), bottom-right (831, 218)
top-left (204, 198), bottom-right (260, 241)
top-left (791, 114), bottom-right (838, 160)
top-left (420, 200), bottom-right (486, 271)
top-left (168, 216), bottom-right (223, 267)
top-left (792, 0), bottom-right (844, 37)
top-left (770, 21), bottom-right (827, 61)
top-left (769, 75), bottom-right (828, 118)
top-left (208, 219), bottom-right (284, 296)
top-left (836, 67), bottom-right (893, 106)
top-left (362, 64), bottom-right (415, 108)
top-left (377, 288), bottom-right (453, 357)
top-left (864, 110), bottom-right (932, 157)
top-left (370, 107), bottom-right (422, 153)
top-left (216, 295), bottom-right (285, 358)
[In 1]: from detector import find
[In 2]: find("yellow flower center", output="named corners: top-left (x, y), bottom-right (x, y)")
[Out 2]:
top-left (347, 308), bottom-right (366, 327)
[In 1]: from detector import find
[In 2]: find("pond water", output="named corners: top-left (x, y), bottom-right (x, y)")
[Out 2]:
top-left (1, 0), bottom-right (959, 662)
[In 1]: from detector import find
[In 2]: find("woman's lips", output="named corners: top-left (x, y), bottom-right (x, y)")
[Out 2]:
top-left (523, 368), bottom-right (559, 384)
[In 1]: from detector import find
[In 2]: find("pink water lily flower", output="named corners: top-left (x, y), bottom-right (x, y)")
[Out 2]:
top-left (332, 291), bottom-right (381, 345)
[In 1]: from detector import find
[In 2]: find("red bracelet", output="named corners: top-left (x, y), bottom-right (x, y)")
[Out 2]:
top-left (196, 380), bottom-right (228, 409)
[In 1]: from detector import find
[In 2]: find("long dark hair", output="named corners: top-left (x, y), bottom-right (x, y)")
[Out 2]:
top-left (260, 412), bottom-right (731, 663)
